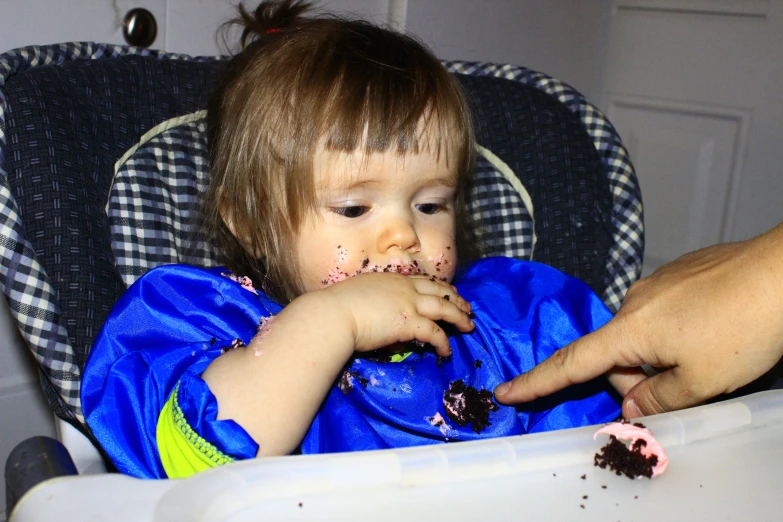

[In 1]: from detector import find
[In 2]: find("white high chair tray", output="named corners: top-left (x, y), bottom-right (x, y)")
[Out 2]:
top-left (12, 390), bottom-right (783, 521)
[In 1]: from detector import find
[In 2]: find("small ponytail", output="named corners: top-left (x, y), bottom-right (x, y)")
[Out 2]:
top-left (227, 0), bottom-right (314, 51)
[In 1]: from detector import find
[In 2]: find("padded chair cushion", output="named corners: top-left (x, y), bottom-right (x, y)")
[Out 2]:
top-left (0, 44), bottom-right (222, 423)
top-left (109, 75), bottom-right (614, 297)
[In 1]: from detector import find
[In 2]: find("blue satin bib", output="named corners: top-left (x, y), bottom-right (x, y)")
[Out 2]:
top-left (82, 257), bottom-right (620, 478)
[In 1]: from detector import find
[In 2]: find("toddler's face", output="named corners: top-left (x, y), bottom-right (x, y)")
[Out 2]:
top-left (295, 144), bottom-right (459, 292)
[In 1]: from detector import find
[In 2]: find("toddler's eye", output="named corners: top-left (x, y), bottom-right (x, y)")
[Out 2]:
top-left (332, 206), bottom-right (368, 218)
top-left (416, 203), bottom-right (444, 215)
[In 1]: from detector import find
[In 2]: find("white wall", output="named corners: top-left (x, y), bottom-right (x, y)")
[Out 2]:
top-left (406, 0), bottom-right (612, 103)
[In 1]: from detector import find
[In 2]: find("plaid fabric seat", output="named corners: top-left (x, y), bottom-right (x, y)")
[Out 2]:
top-left (0, 42), bottom-right (643, 435)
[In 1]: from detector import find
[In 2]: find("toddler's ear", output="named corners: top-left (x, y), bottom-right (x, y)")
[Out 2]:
top-left (220, 202), bottom-right (264, 257)
top-left (219, 201), bottom-right (237, 234)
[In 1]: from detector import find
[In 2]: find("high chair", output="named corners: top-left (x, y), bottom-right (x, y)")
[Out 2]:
top-left (3, 42), bottom-right (781, 522)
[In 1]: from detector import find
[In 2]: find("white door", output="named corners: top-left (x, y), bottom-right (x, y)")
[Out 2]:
top-left (601, 0), bottom-right (783, 276)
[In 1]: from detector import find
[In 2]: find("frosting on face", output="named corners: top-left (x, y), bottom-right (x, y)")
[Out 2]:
top-left (319, 245), bottom-right (455, 288)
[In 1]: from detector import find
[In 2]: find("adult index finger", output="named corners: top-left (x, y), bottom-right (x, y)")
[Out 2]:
top-left (493, 324), bottom-right (621, 404)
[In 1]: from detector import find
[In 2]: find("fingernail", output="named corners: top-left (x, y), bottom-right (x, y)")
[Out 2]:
top-left (625, 398), bottom-right (642, 419)
top-left (495, 382), bottom-right (511, 396)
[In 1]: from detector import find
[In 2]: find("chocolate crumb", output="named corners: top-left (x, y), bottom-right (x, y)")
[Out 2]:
top-left (428, 415), bottom-right (445, 427)
top-left (338, 370), bottom-right (361, 394)
top-left (358, 377), bottom-right (369, 388)
top-left (298, 502), bottom-right (303, 508)
top-left (473, 359), bottom-right (482, 369)
top-left (467, 311), bottom-right (476, 319)
top-left (362, 258), bottom-right (369, 268)
top-left (209, 337), bottom-right (216, 345)
top-left (436, 355), bottom-right (452, 367)
top-left (583, 495), bottom-right (588, 499)
top-left (581, 474), bottom-right (586, 480)
top-left (393, 388), bottom-right (397, 392)
top-left (634, 496), bottom-right (638, 499)
top-left (580, 504), bottom-right (585, 509)
top-left (601, 485), bottom-right (607, 489)
top-left (443, 294), bottom-right (450, 300)
top-left (220, 338), bottom-right (246, 354)
top-left (553, 473), bottom-right (556, 477)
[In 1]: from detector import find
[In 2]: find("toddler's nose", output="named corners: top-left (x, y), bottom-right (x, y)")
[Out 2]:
top-left (377, 217), bottom-right (420, 254)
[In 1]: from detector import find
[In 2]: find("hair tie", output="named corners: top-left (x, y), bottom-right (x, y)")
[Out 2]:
top-left (266, 28), bottom-right (280, 34)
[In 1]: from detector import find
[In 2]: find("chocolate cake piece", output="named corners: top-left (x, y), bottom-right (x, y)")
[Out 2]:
top-left (594, 435), bottom-right (658, 479)
top-left (442, 379), bottom-right (498, 433)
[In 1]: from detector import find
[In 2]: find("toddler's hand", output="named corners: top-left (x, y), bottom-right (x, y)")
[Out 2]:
top-left (320, 272), bottom-right (474, 357)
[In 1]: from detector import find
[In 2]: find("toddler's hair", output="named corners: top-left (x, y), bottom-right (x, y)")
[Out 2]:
top-left (203, 0), bottom-right (477, 303)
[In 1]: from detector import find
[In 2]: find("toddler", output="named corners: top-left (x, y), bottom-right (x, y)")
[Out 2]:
top-left (83, 0), bottom-right (621, 479)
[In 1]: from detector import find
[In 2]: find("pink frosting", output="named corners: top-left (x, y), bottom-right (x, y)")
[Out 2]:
top-left (427, 412), bottom-right (455, 438)
top-left (443, 392), bottom-right (465, 419)
top-left (253, 315), bottom-right (276, 356)
top-left (221, 272), bottom-right (258, 295)
top-left (594, 423), bottom-right (669, 477)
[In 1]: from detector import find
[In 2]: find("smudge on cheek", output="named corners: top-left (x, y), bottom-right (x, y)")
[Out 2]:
top-left (427, 250), bottom-right (447, 264)
top-left (416, 246), bottom-right (457, 282)
top-left (322, 267), bottom-right (351, 287)
top-left (320, 245), bottom-right (352, 287)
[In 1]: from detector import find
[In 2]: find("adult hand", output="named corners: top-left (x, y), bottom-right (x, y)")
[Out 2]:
top-left (494, 223), bottom-right (783, 419)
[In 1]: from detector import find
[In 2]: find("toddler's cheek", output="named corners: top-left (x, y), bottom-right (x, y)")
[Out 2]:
top-left (317, 246), bottom-right (360, 288)
top-left (426, 248), bottom-right (458, 282)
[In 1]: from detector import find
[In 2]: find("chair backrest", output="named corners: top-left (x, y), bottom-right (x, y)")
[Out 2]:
top-left (0, 42), bottom-right (643, 433)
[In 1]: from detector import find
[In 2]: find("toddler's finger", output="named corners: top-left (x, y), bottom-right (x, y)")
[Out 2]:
top-left (411, 277), bottom-right (472, 314)
top-left (415, 293), bottom-right (474, 332)
top-left (406, 316), bottom-right (452, 357)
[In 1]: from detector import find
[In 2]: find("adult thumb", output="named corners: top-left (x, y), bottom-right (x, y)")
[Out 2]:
top-left (622, 367), bottom-right (695, 418)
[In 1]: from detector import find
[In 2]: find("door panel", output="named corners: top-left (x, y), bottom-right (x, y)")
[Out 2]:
top-left (607, 97), bottom-right (750, 275)
top-left (602, 0), bottom-right (783, 274)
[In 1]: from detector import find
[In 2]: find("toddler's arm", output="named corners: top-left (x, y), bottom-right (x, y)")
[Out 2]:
top-left (203, 272), bottom-right (474, 456)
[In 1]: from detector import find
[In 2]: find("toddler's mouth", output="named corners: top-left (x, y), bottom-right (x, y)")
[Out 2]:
top-left (371, 261), bottom-right (423, 276)
top-left (321, 260), bottom-right (425, 287)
